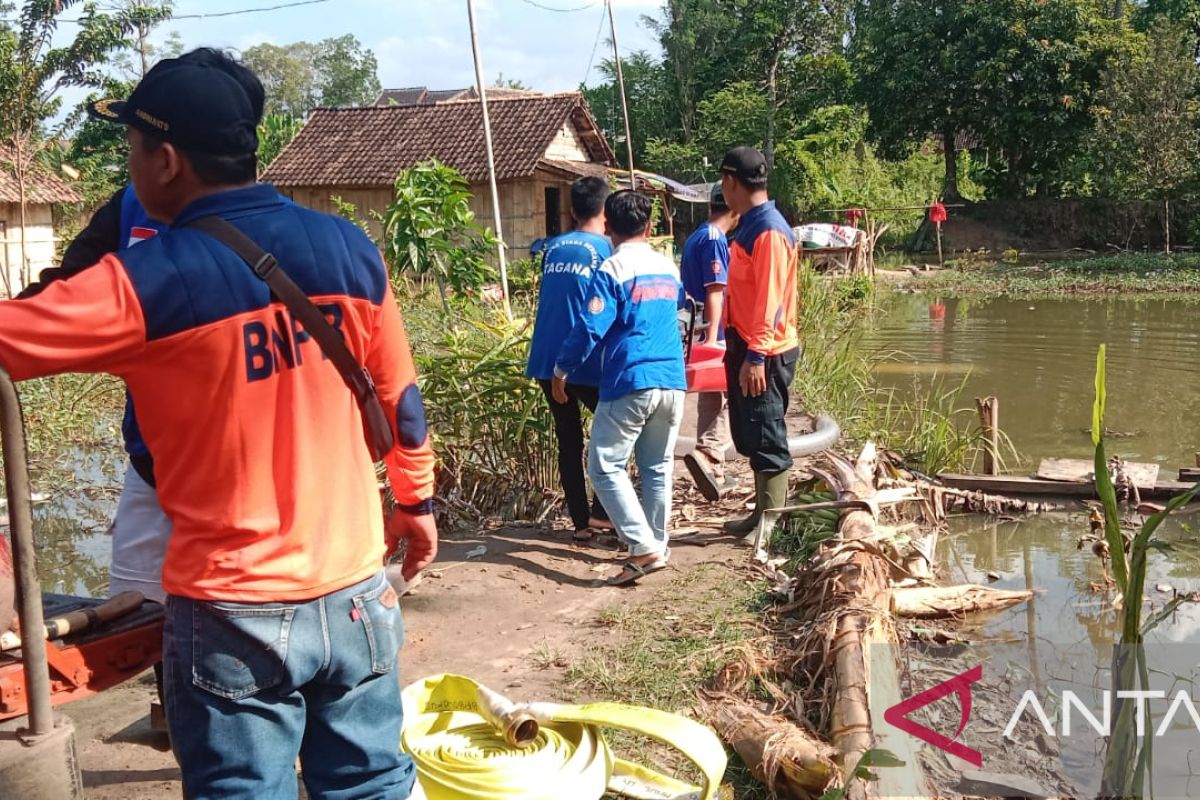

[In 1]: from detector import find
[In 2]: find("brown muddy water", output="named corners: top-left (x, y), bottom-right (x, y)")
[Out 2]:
top-left (868, 292), bottom-right (1200, 796)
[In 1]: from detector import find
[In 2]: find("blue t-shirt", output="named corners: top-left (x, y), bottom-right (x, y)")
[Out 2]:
top-left (554, 241), bottom-right (686, 401)
top-left (526, 231), bottom-right (612, 385)
top-left (680, 222), bottom-right (729, 304)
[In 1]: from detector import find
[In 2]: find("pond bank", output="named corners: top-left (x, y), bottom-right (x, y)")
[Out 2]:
top-left (888, 252), bottom-right (1200, 297)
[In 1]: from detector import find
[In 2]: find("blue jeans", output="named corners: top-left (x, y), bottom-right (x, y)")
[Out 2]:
top-left (163, 570), bottom-right (417, 800)
top-left (588, 388), bottom-right (685, 557)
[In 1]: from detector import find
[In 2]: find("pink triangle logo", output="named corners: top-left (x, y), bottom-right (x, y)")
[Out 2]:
top-left (883, 664), bottom-right (984, 767)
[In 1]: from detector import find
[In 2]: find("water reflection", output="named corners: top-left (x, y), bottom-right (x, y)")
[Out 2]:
top-left (866, 294), bottom-right (1200, 467)
top-left (935, 511), bottom-right (1200, 796)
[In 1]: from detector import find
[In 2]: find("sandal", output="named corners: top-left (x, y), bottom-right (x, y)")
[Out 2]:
top-left (573, 527), bottom-right (601, 542)
top-left (587, 517), bottom-right (614, 531)
top-left (605, 550), bottom-right (670, 586)
top-left (683, 452), bottom-right (722, 502)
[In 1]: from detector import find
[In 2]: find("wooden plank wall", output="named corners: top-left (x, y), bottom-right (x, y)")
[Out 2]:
top-left (0, 203), bottom-right (57, 297)
top-left (282, 172), bottom-right (580, 260)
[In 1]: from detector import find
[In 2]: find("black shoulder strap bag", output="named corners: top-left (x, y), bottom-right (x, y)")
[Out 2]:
top-left (186, 215), bottom-right (395, 461)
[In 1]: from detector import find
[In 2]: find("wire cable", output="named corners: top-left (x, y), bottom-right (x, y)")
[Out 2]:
top-left (5, 0), bottom-right (333, 24)
top-left (517, 0), bottom-right (598, 12)
top-left (580, 3), bottom-right (607, 85)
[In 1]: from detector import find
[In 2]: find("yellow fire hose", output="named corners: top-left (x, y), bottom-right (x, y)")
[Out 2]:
top-left (402, 674), bottom-right (728, 800)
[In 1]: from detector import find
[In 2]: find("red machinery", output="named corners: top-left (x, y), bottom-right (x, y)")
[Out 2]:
top-left (0, 593), bottom-right (162, 722)
top-left (0, 366), bottom-right (163, 799)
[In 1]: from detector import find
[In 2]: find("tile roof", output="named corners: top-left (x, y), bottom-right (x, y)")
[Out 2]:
top-left (262, 93), bottom-right (615, 188)
top-left (375, 86), bottom-right (544, 107)
top-left (0, 145), bottom-right (81, 204)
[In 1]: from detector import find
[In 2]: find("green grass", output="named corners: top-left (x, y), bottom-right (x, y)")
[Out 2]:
top-left (567, 563), bottom-right (772, 800)
top-left (903, 253), bottom-right (1200, 298)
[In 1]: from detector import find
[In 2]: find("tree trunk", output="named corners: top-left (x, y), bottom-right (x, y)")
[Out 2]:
top-left (819, 446), bottom-right (927, 800)
top-left (941, 125), bottom-right (960, 201)
top-left (704, 695), bottom-right (839, 798)
top-left (15, 136), bottom-right (29, 294)
top-left (667, 0), bottom-right (694, 141)
top-left (891, 584), bottom-right (1033, 619)
top-left (1164, 197), bottom-right (1171, 255)
top-left (765, 54), bottom-right (779, 172)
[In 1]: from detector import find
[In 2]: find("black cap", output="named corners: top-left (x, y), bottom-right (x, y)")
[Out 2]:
top-left (87, 57), bottom-right (258, 157)
top-left (719, 146), bottom-right (768, 184)
top-left (709, 183), bottom-right (727, 207)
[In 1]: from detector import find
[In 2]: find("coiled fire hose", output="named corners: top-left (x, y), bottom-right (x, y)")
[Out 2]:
top-left (402, 673), bottom-right (728, 800)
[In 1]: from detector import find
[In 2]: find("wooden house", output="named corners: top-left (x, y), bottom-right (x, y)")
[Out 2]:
top-left (0, 146), bottom-right (81, 296)
top-left (260, 93), bottom-right (616, 251)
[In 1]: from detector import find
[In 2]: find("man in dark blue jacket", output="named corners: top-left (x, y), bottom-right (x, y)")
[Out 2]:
top-left (552, 191), bottom-right (686, 585)
top-left (526, 177), bottom-right (611, 540)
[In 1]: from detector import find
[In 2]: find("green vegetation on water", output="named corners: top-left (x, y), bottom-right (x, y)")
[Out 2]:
top-left (901, 253), bottom-right (1200, 298)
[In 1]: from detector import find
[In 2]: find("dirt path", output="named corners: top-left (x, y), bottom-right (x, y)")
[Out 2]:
top-left (69, 516), bottom-right (748, 798)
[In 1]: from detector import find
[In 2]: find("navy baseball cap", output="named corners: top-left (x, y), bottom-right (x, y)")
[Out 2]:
top-left (720, 146), bottom-right (768, 183)
top-left (87, 56), bottom-right (258, 157)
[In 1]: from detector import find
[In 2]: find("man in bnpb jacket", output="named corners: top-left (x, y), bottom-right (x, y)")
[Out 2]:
top-left (526, 177), bottom-right (611, 540)
top-left (21, 47), bottom-right (265, 606)
top-left (718, 147), bottom-right (800, 539)
top-left (552, 191), bottom-right (686, 586)
top-left (0, 52), bottom-right (436, 799)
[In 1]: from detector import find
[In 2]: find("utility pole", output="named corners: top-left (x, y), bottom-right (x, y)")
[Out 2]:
top-left (606, 0), bottom-right (636, 186)
top-left (466, 0), bottom-right (512, 321)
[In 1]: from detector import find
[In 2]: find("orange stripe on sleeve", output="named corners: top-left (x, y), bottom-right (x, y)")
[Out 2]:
top-left (0, 255), bottom-right (146, 380)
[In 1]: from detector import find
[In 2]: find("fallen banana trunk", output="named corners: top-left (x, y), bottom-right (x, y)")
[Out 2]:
top-left (816, 445), bottom-right (926, 800)
top-left (891, 584), bottom-right (1033, 619)
top-left (703, 694), bottom-right (839, 799)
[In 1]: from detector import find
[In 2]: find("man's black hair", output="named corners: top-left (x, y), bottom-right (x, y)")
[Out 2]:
top-left (571, 176), bottom-right (610, 221)
top-left (140, 130), bottom-right (257, 185)
top-left (140, 48), bottom-right (262, 185)
top-left (731, 172), bottom-right (768, 191)
top-left (605, 190), bottom-right (653, 237)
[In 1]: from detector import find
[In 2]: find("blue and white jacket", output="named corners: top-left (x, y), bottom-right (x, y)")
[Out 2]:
top-left (554, 241), bottom-right (685, 401)
top-left (525, 231), bottom-right (611, 385)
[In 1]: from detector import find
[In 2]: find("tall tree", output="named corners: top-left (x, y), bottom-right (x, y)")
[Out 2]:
top-left (315, 34), bottom-right (381, 108)
top-left (1133, 0), bottom-right (1200, 57)
top-left (0, 1), bottom-right (139, 290)
top-left (854, 0), bottom-right (1123, 199)
top-left (734, 0), bottom-right (852, 170)
top-left (242, 35), bottom-right (380, 117)
top-left (582, 51), bottom-right (677, 165)
top-left (1092, 18), bottom-right (1200, 250)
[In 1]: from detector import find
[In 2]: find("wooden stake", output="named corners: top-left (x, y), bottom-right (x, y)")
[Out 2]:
top-left (975, 396), bottom-right (999, 476)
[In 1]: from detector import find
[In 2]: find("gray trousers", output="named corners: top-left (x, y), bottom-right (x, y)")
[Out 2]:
top-left (695, 391), bottom-right (730, 468)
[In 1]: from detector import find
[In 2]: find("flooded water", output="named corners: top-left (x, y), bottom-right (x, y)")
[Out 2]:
top-left (868, 292), bottom-right (1200, 795)
top-left (866, 293), bottom-right (1200, 468)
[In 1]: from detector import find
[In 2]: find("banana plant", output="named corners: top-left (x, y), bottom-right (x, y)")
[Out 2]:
top-left (1094, 344), bottom-right (1199, 798)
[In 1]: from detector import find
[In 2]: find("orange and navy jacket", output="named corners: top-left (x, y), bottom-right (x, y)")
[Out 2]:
top-left (0, 185), bottom-right (436, 602)
top-left (725, 200), bottom-right (799, 363)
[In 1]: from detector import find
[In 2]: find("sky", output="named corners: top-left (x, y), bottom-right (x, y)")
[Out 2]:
top-left (142, 0), bottom-right (662, 94)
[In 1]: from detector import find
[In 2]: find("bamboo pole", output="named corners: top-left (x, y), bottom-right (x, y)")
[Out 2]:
top-left (606, 0), bottom-right (636, 186)
top-left (465, 0), bottom-right (513, 321)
